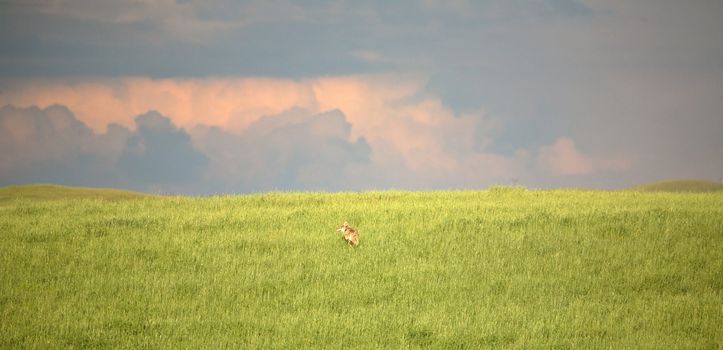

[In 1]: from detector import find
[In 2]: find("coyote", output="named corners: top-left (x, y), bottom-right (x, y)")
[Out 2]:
top-left (337, 222), bottom-right (360, 247)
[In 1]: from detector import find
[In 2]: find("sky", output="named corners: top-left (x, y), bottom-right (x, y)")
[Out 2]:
top-left (1, 0), bottom-right (721, 194)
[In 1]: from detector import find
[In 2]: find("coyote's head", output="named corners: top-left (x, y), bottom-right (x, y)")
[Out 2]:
top-left (337, 221), bottom-right (350, 232)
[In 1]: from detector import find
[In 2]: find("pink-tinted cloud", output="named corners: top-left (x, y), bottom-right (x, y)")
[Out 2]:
top-left (0, 76), bottom-right (495, 178)
top-left (0, 77), bottom-right (318, 132)
top-left (0, 76), bottom-right (635, 191)
top-left (310, 75), bottom-right (499, 176)
top-left (537, 137), bottom-right (632, 176)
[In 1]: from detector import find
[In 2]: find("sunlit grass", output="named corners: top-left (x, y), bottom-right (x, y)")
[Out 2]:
top-left (1, 188), bottom-right (721, 348)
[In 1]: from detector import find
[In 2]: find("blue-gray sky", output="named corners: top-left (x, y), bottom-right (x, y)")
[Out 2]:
top-left (1, 0), bottom-right (722, 193)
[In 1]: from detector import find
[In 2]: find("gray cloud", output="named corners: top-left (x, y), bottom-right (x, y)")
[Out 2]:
top-left (0, 104), bottom-right (376, 194)
top-left (0, 104), bottom-right (122, 187)
top-left (0, 105), bottom-right (208, 193)
top-left (191, 108), bottom-right (372, 193)
top-left (118, 111), bottom-right (207, 191)
top-left (0, 0), bottom-right (597, 78)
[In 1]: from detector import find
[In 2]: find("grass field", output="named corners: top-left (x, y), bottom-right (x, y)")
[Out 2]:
top-left (1, 186), bottom-right (722, 348)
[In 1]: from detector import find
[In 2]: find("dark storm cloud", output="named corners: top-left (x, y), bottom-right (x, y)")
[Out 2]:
top-left (0, 0), bottom-right (595, 78)
top-left (0, 104), bottom-right (123, 187)
top-left (0, 105), bottom-right (208, 193)
top-left (0, 104), bottom-right (374, 194)
top-left (117, 111), bottom-right (208, 191)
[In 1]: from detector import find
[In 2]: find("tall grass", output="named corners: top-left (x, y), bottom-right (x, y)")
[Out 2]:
top-left (1, 189), bottom-right (721, 348)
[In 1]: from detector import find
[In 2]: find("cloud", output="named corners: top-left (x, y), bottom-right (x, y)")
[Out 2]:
top-left (118, 111), bottom-right (208, 190)
top-left (537, 137), bottom-right (631, 176)
top-left (0, 104), bottom-right (374, 193)
top-left (0, 105), bottom-right (207, 193)
top-left (0, 104), bottom-right (121, 187)
top-left (1, 0), bottom-right (249, 43)
top-left (191, 108), bottom-right (371, 192)
top-left (0, 76), bottom-right (639, 192)
top-left (0, 77), bottom-right (318, 132)
top-left (0, 0), bottom-right (603, 78)
top-left (1, 76), bottom-right (498, 183)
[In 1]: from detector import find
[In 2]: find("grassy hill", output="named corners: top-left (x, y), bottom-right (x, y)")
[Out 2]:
top-left (1, 189), bottom-right (722, 348)
top-left (0, 184), bottom-right (150, 202)
top-left (630, 179), bottom-right (723, 193)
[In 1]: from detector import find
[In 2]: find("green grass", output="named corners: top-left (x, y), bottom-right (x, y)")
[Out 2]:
top-left (630, 179), bottom-right (723, 193)
top-left (1, 186), bottom-right (722, 348)
top-left (0, 184), bottom-right (150, 203)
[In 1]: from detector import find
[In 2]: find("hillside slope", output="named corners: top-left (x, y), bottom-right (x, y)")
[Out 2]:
top-left (1, 190), bottom-right (721, 348)
top-left (630, 179), bottom-right (723, 193)
top-left (0, 184), bottom-right (150, 202)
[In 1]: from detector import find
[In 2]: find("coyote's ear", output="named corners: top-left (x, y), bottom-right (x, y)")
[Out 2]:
top-left (343, 221), bottom-right (349, 226)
